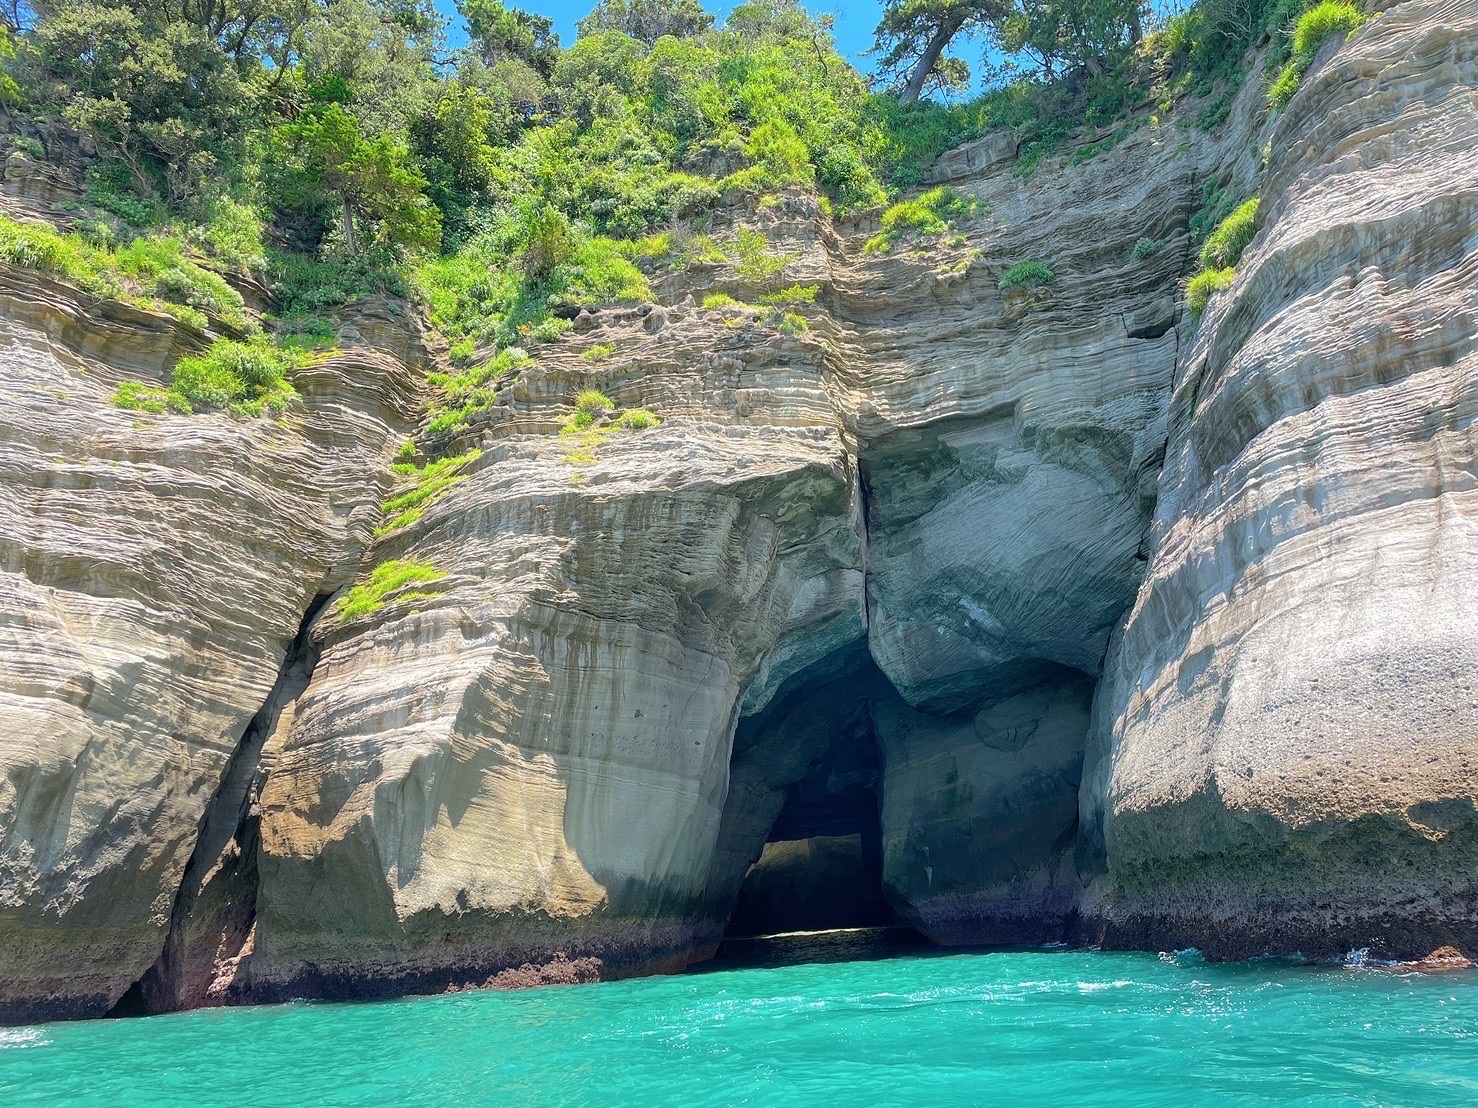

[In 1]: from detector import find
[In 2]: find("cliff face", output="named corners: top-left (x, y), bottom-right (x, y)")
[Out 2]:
top-left (1080, 0), bottom-right (1478, 957)
top-left (1, 0), bottom-right (1474, 1023)
top-left (0, 261), bottom-right (421, 1018)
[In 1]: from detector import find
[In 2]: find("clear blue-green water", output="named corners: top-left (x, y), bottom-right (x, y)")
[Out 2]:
top-left (4, 948), bottom-right (1477, 1106)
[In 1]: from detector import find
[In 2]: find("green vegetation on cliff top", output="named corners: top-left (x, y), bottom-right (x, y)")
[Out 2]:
top-left (0, 0), bottom-right (1366, 432)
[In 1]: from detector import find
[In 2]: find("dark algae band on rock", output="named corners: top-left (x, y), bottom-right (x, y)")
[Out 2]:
top-left (2, 0), bottom-right (1478, 1026)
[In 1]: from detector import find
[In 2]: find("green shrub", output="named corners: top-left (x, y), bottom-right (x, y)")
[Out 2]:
top-left (732, 228), bottom-right (796, 287)
top-left (12, 136), bottom-right (44, 159)
top-left (376, 448), bottom-right (482, 534)
top-left (87, 174), bottom-right (160, 228)
top-left (1187, 266), bottom-right (1236, 316)
top-left (112, 380), bottom-right (172, 414)
top-left (1199, 198), bottom-right (1259, 269)
top-left (1189, 181), bottom-right (1240, 245)
top-left (581, 342), bottom-right (616, 361)
top-left (615, 408), bottom-right (660, 430)
top-left (187, 195), bottom-right (268, 273)
top-left (280, 315), bottom-right (338, 354)
top-left (557, 389), bottom-right (658, 437)
top-left (759, 284), bottom-right (819, 306)
top-left (673, 234), bottom-right (727, 267)
top-left (267, 250), bottom-right (408, 316)
top-left (702, 292), bottom-right (748, 311)
top-left (1293, 1), bottom-right (1367, 55)
top-left (1270, 2), bottom-right (1367, 107)
top-left (778, 311), bottom-right (809, 335)
top-left (526, 316), bottom-right (572, 342)
top-left (112, 335), bottom-right (300, 417)
top-left (624, 232), bottom-right (672, 260)
top-left (575, 388), bottom-right (615, 415)
top-left (338, 559), bottom-right (447, 620)
top-left (168, 336), bottom-right (300, 414)
top-left (1131, 237), bottom-right (1165, 261)
top-left (865, 187), bottom-right (985, 255)
top-left (998, 260), bottom-right (1055, 290)
top-left (116, 236), bottom-right (248, 328)
top-left (425, 346), bottom-right (530, 433)
top-left (427, 403), bottom-right (480, 434)
top-left (1268, 63), bottom-right (1303, 107)
top-left (0, 218), bottom-right (253, 333)
top-left (0, 217), bottom-right (111, 286)
top-left (411, 220), bottom-right (650, 353)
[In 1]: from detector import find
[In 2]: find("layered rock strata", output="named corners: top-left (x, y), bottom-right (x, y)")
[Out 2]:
top-left (0, 272), bottom-right (421, 1021)
top-left (1079, 0), bottom-right (1478, 959)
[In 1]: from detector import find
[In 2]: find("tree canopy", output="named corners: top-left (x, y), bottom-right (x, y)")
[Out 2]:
top-left (0, 0), bottom-right (1311, 349)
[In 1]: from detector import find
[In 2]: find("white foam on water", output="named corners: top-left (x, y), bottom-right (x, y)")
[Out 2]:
top-left (1077, 980), bottom-right (1134, 993)
top-left (0, 1027), bottom-right (50, 1049)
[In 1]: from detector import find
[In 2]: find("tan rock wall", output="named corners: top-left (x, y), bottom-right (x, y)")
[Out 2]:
top-left (0, 275), bottom-right (420, 1021)
top-left (3, 0), bottom-right (1473, 1022)
top-left (1082, 0), bottom-right (1478, 959)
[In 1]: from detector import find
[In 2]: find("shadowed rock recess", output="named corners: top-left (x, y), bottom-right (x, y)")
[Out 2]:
top-left (1, 0), bottom-right (1475, 1022)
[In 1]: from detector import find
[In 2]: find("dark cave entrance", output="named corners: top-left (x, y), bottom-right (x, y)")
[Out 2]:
top-left (724, 714), bottom-right (893, 937)
top-left (713, 642), bottom-right (917, 946)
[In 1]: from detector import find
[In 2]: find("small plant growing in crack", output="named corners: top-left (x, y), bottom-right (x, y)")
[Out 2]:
top-left (375, 448), bottom-right (483, 535)
top-left (557, 388), bottom-right (660, 465)
top-left (338, 559), bottom-right (447, 620)
top-left (998, 259), bottom-right (1055, 290)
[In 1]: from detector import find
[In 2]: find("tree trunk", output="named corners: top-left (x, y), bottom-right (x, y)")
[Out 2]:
top-left (899, 18), bottom-right (966, 105)
top-left (341, 192), bottom-right (357, 257)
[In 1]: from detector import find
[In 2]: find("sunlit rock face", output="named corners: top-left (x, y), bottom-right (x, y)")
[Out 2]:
top-left (250, 419), bottom-right (866, 998)
top-left (0, 269), bottom-right (419, 1022)
top-left (1080, 0), bottom-right (1478, 960)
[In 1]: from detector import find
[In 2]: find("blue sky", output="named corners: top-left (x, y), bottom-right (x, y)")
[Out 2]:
top-left (433, 1), bottom-right (888, 73)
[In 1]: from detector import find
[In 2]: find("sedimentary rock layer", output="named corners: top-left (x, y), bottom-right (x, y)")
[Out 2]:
top-left (0, 275), bottom-right (420, 1021)
top-left (2, 0), bottom-right (1474, 1022)
top-left (1081, 0), bottom-right (1478, 959)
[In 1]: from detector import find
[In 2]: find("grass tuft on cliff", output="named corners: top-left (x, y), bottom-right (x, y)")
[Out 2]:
top-left (338, 560), bottom-right (447, 621)
top-left (556, 387), bottom-right (660, 451)
top-left (1186, 195), bottom-right (1260, 318)
top-left (1199, 198), bottom-right (1260, 269)
top-left (998, 260), bottom-right (1055, 290)
top-left (0, 216), bottom-right (250, 332)
top-left (1187, 266), bottom-right (1237, 316)
top-left (865, 188), bottom-right (985, 256)
top-left (113, 335), bottom-right (302, 417)
top-left (377, 449), bottom-right (483, 535)
top-left (1270, 2), bottom-right (1368, 107)
top-left (425, 347), bottom-right (531, 435)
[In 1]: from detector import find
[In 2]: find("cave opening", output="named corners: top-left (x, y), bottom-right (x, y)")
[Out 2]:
top-left (704, 627), bottom-right (1097, 967)
top-left (711, 642), bottom-right (923, 953)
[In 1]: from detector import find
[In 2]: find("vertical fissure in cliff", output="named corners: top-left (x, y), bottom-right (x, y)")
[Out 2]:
top-left (108, 593), bottom-right (331, 1017)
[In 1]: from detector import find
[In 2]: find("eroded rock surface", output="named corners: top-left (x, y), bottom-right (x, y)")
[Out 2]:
top-left (877, 669), bottom-right (1094, 943)
top-left (1081, 0), bottom-right (1478, 959)
top-left (0, 272), bottom-right (420, 1021)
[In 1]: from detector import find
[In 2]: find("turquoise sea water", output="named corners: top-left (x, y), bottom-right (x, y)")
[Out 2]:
top-left (3, 948), bottom-right (1477, 1106)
